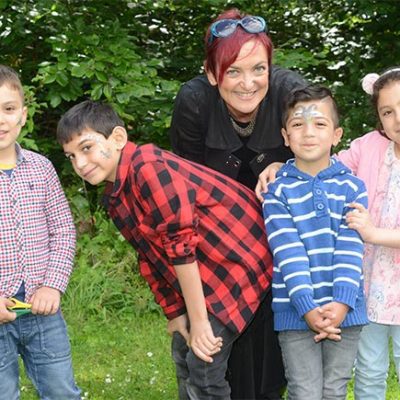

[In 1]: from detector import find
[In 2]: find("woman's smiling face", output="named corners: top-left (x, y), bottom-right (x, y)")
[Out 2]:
top-left (207, 40), bottom-right (269, 122)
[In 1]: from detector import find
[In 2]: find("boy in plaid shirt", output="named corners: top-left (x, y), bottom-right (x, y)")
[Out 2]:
top-left (0, 65), bottom-right (80, 398)
top-left (58, 100), bottom-right (273, 399)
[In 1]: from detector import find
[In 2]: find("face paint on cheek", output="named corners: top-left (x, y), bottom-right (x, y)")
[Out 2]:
top-left (13, 114), bottom-right (23, 127)
top-left (100, 149), bottom-right (112, 159)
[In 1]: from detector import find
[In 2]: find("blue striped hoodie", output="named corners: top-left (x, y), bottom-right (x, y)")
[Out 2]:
top-left (262, 158), bottom-right (368, 331)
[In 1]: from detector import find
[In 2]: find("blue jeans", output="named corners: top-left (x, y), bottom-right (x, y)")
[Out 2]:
top-left (0, 310), bottom-right (81, 400)
top-left (278, 326), bottom-right (362, 400)
top-left (171, 314), bottom-right (239, 400)
top-left (354, 321), bottom-right (400, 400)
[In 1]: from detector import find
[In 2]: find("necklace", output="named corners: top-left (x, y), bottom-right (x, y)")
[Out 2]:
top-left (230, 113), bottom-right (257, 138)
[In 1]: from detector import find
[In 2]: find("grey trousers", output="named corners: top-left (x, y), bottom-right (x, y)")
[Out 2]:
top-left (278, 326), bottom-right (362, 400)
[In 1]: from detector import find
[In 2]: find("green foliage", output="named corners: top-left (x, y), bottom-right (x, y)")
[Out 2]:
top-left (1, 3), bottom-right (400, 397)
top-left (63, 185), bottom-right (162, 321)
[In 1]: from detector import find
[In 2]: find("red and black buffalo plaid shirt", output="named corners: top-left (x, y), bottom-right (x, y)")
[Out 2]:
top-left (103, 142), bottom-right (272, 333)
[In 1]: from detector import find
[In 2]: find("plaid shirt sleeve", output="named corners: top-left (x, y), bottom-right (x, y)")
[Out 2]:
top-left (139, 258), bottom-right (186, 319)
top-left (42, 161), bottom-right (76, 293)
top-left (136, 159), bottom-right (200, 266)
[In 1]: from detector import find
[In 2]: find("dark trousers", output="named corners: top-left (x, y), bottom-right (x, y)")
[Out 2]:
top-left (227, 290), bottom-right (286, 400)
top-left (171, 314), bottom-right (239, 399)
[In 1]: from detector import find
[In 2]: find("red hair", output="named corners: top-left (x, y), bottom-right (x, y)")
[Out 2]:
top-left (204, 9), bottom-right (273, 85)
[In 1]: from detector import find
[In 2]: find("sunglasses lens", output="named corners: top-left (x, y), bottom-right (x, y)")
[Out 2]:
top-left (241, 17), bottom-right (265, 33)
top-left (213, 20), bottom-right (238, 37)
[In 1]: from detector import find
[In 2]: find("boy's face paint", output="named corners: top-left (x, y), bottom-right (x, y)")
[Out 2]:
top-left (63, 130), bottom-right (123, 184)
top-left (83, 133), bottom-right (112, 159)
top-left (292, 104), bottom-right (325, 123)
top-left (0, 84), bottom-right (27, 161)
top-left (282, 99), bottom-right (343, 176)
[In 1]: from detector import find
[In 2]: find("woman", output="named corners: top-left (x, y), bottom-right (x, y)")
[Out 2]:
top-left (170, 8), bottom-right (307, 400)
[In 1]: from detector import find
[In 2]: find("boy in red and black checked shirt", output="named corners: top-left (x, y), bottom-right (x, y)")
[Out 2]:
top-left (58, 100), bottom-right (274, 399)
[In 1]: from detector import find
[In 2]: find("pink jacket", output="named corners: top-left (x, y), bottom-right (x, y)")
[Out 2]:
top-left (336, 130), bottom-right (390, 209)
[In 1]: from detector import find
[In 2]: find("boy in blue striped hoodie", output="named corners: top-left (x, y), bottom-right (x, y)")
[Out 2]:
top-left (262, 85), bottom-right (368, 400)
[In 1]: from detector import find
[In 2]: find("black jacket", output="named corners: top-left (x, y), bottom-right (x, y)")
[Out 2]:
top-left (170, 66), bottom-right (306, 188)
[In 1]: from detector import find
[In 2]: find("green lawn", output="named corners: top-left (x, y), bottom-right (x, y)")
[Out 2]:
top-left (20, 313), bottom-right (177, 399)
top-left (19, 308), bottom-right (400, 399)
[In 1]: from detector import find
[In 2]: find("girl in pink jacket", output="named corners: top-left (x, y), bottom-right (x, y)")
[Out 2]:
top-left (345, 67), bottom-right (400, 400)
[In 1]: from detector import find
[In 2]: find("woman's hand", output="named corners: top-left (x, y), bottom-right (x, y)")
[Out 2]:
top-left (255, 162), bottom-right (284, 201)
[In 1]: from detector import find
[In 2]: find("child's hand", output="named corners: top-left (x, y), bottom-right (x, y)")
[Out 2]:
top-left (0, 297), bottom-right (17, 324)
top-left (188, 318), bottom-right (223, 363)
top-left (304, 307), bottom-right (326, 332)
top-left (313, 302), bottom-right (349, 342)
top-left (167, 314), bottom-right (190, 343)
top-left (305, 307), bottom-right (341, 342)
top-left (255, 162), bottom-right (284, 201)
top-left (346, 202), bottom-right (376, 242)
top-left (319, 301), bottom-right (349, 327)
top-left (30, 287), bottom-right (60, 315)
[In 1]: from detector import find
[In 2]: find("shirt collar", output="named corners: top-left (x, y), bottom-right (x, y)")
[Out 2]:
top-left (104, 141), bottom-right (137, 199)
top-left (15, 143), bottom-right (26, 164)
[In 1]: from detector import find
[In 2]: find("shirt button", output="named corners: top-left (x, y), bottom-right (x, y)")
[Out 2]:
top-left (317, 203), bottom-right (324, 210)
top-left (315, 189), bottom-right (322, 195)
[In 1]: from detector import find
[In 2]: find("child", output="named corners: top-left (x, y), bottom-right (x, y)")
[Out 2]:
top-left (0, 65), bottom-right (81, 398)
top-left (340, 67), bottom-right (400, 399)
top-left (56, 100), bottom-right (273, 399)
top-left (262, 85), bottom-right (368, 400)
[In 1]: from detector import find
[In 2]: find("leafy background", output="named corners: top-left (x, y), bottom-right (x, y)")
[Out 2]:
top-left (1, 1), bottom-right (400, 397)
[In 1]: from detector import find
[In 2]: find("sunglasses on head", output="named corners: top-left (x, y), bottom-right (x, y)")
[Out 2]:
top-left (209, 16), bottom-right (267, 44)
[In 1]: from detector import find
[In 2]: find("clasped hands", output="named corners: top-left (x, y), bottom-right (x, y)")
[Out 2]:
top-left (167, 313), bottom-right (223, 363)
top-left (305, 301), bottom-right (349, 343)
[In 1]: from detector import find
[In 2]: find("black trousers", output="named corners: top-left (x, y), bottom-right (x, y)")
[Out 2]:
top-left (227, 290), bottom-right (286, 400)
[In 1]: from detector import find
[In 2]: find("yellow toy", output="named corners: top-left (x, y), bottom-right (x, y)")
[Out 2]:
top-left (7, 297), bottom-right (32, 317)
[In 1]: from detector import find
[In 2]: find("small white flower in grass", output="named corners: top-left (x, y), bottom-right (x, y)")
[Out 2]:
top-left (105, 374), bottom-right (112, 384)
top-left (147, 351), bottom-right (153, 357)
top-left (150, 376), bottom-right (156, 385)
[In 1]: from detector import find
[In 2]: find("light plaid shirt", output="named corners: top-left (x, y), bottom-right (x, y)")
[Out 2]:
top-left (0, 145), bottom-right (76, 301)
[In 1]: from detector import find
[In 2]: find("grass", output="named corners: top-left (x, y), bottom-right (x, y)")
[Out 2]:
top-left (19, 306), bottom-right (400, 399)
top-left (20, 312), bottom-right (177, 399)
